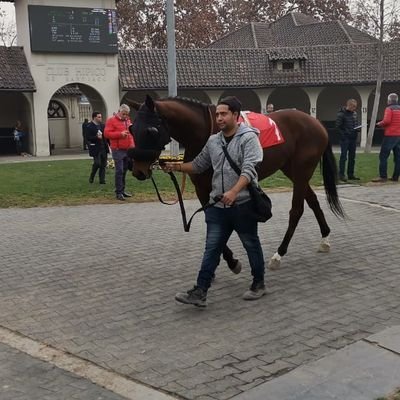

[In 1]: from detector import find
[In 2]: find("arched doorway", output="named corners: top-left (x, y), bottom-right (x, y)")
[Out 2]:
top-left (317, 86), bottom-right (361, 145)
top-left (0, 92), bottom-right (33, 155)
top-left (268, 87), bottom-right (310, 114)
top-left (47, 99), bottom-right (68, 150)
top-left (220, 89), bottom-right (261, 112)
top-left (48, 83), bottom-right (107, 153)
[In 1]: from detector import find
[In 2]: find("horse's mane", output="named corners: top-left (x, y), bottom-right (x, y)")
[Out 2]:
top-left (159, 96), bottom-right (211, 114)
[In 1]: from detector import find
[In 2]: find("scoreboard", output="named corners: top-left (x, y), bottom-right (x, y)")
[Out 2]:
top-left (28, 5), bottom-right (118, 54)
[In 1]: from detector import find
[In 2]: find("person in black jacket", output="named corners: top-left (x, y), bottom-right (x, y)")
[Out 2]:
top-left (82, 118), bottom-right (89, 151)
top-left (86, 112), bottom-right (109, 184)
top-left (335, 99), bottom-right (360, 182)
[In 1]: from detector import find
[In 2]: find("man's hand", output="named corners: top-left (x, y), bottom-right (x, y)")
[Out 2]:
top-left (163, 162), bottom-right (182, 173)
top-left (121, 130), bottom-right (129, 138)
top-left (221, 189), bottom-right (238, 206)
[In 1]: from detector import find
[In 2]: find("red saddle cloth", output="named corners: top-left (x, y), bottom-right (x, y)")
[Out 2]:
top-left (239, 112), bottom-right (285, 149)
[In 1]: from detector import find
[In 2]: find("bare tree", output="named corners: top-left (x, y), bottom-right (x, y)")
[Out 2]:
top-left (116, 0), bottom-right (353, 49)
top-left (353, 0), bottom-right (400, 152)
top-left (0, 9), bottom-right (17, 46)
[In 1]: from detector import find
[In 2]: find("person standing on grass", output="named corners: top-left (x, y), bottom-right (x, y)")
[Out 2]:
top-left (372, 93), bottom-right (400, 183)
top-left (82, 118), bottom-right (89, 151)
top-left (104, 104), bottom-right (135, 201)
top-left (335, 99), bottom-right (361, 182)
top-left (86, 112), bottom-right (108, 184)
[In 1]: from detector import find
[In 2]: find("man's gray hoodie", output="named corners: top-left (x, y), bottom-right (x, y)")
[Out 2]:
top-left (192, 123), bottom-right (263, 207)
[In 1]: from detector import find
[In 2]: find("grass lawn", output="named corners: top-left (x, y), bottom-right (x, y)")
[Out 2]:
top-left (0, 153), bottom-right (392, 208)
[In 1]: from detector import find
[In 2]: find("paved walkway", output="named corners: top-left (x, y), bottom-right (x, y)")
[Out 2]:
top-left (0, 184), bottom-right (399, 399)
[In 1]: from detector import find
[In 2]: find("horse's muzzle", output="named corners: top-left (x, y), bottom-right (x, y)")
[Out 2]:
top-left (132, 170), bottom-right (149, 181)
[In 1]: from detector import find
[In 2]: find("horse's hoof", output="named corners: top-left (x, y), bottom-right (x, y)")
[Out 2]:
top-left (230, 260), bottom-right (242, 274)
top-left (317, 236), bottom-right (331, 253)
top-left (318, 243), bottom-right (331, 253)
top-left (268, 253), bottom-right (281, 270)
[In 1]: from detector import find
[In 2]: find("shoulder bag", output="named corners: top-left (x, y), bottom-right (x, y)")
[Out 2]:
top-left (222, 143), bottom-right (272, 223)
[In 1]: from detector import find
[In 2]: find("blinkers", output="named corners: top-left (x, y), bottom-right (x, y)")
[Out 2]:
top-left (127, 95), bottom-right (171, 163)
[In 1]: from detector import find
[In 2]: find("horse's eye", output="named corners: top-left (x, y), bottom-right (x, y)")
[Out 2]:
top-left (148, 127), bottom-right (159, 134)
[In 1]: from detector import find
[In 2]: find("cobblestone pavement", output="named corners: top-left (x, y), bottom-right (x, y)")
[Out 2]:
top-left (0, 342), bottom-right (127, 400)
top-left (0, 184), bottom-right (399, 400)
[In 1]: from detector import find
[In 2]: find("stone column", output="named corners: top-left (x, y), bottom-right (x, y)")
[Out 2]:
top-left (32, 93), bottom-right (51, 156)
top-left (355, 86), bottom-right (374, 148)
top-left (254, 88), bottom-right (274, 114)
top-left (304, 87), bottom-right (324, 118)
top-left (205, 90), bottom-right (224, 105)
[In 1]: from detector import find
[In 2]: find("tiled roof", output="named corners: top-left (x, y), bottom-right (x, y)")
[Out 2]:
top-left (209, 12), bottom-right (377, 49)
top-left (0, 47), bottom-right (35, 91)
top-left (119, 42), bottom-right (400, 90)
top-left (267, 48), bottom-right (307, 60)
top-left (207, 23), bottom-right (260, 49)
top-left (119, 49), bottom-right (267, 89)
top-left (291, 12), bottom-right (320, 26)
top-left (54, 85), bottom-right (82, 96)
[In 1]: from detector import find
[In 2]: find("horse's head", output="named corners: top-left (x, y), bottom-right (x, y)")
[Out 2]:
top-left (127, 95), bottom-right (170, 180)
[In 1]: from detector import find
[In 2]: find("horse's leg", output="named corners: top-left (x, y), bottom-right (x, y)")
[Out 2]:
top-left (304, 184), bottom-right (331, 253)
top-left (222, 246), bottom-right (242, 274)
top-left (269, 174), bottom-right (307, 270)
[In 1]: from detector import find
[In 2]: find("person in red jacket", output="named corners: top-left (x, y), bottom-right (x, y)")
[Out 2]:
top-left (104, 104), bottom-right (135, 200)
top-left (372, 93), bottom-right (400, 183)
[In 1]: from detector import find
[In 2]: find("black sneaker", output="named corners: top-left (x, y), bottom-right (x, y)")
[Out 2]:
top-left (339, 175), bottom-right (347, 182)
top-left (122, 192), bottom-right (132, 198)
top-left (348, 176), bottom-right (360, 180)
top-left (116, 194), bottom-right (125, 201)
top-left (390, 177), bottom-right (399, 182)
top-left (242, 281), bottom-right (266, 300)
top-left (175, 286), bottom-right (207, 307)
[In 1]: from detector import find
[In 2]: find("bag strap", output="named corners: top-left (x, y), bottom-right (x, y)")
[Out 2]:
top-left (221, 143), bottom-right (241, 177)
top-left (222, 141), bottom-right (260, 189)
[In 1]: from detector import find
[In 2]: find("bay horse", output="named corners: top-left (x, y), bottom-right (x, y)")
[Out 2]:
top-left (127, 95), bottom-right (345, 270)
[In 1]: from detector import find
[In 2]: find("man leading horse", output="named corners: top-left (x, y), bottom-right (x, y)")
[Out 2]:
top-left (164, 96), bottom-right (266, 307)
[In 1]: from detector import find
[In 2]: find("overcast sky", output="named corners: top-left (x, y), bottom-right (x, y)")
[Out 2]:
top-left (0, 1), bottom-right (397, 30)
top-left (0, 1), bottom-right (14, 20)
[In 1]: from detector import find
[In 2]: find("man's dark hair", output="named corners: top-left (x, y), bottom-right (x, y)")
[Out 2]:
top-left (92, 111), bottom-right (101, 119)
top-left (218, 96), bottom-right (242, 117)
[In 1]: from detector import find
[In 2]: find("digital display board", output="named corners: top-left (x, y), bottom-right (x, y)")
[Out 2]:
top-left (28, 5), bottom-right (118, 54)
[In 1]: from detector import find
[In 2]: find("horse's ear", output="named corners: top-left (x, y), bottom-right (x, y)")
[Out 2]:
top-left (145, 95), bottom-right (155, 112)
top-left (124, 98), bottom-right (141, 111)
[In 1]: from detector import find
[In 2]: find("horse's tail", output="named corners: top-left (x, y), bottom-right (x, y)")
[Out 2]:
top-left (322, 142), bottom-right (346, 219)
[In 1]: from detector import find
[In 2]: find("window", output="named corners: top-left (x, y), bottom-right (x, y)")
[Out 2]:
top-left (47, 100), bottom-right (66, 118)
top-left (282, 62), bottom-right (295, 71)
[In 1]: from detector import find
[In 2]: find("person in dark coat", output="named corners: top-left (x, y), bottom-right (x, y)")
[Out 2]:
top-left (13, 120), bottom-right (25, 155)
top-left (335, 99), bottom-right (360, 182)
top-left (86, 112), bottom-right (109, 184)
top-left (82, 118), bottom-right (89, 150)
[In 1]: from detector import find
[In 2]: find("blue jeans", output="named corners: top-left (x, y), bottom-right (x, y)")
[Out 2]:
top-left (112, 149), bottom-right (129, 195)
top-left (197, 205), bottom-right (265, 291)
top-left (339, 136), bottom-right (357, 177)
top-left (379, 136), bottom-right (400, 179)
